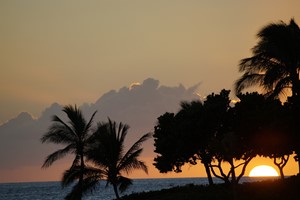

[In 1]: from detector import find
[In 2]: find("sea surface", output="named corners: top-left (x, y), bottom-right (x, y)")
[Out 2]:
top-left (0, 177), bottom-right (277, 200)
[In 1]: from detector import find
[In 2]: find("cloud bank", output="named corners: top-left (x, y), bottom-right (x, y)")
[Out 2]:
top-left (0, 78), bottom-right (200, 182)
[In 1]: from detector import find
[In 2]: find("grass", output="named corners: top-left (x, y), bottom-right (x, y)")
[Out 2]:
top-left (121, 176), bottom-right (300, 200)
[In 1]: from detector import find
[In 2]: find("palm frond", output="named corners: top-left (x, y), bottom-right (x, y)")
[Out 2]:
top-left (119, 148), bottom-right (148, 174)
top-left (63, 105), bottom-right (86, 138)
top-left (118, 133), bottom-right (151, 174)
top-left (118, 176), bottom-right (132, 193)
top-left (83, 110), bottom-right (97, 140)
top-left (62, 166), bottom-right (81, 187)
top-left (117, 121), bottom-right (130, 144)
top-left (52, 115), bottom-right (76, 136)
top-left (64, 182), bottom-right (82, 200)
top-left (41, 116), bottom-right (76, 144)
top-left (71, 154), bottom-right (81, 169)
top-left (62, 165), bottom-right (103, 188)
top-left (41, 124), bottom-right (76, 144)
top-left (42, 144), bottom-right (75, 168)
top-left (64, 175), bottom-right (100, 199)
top-left (265, 77), bottom-right (292, 99)
top-left (119, 133), bottom-right (151, 164)
top-left (236, 19), bottom-right (300, 98)
top-left (239, 56), bottom-right (279, 73)
top-left (235, 73), bottom-right (265, 95)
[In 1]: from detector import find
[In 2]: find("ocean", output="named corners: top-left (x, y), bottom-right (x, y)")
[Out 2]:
top-left (0, 177), bottom-right (276, 200)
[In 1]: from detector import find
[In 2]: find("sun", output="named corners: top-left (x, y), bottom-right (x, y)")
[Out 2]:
top-left (249, 165), bottom-right (279, 177)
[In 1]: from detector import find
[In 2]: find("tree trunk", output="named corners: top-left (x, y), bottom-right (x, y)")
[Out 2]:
top-left (237, 157), bottom-right (253, 183)
top-left (209, 160), bottom-right (231, 185)
top-left (204, 162), bottom-right (214, 185)
top-left (279, 167), bottom-right (284, 180)
top-left (78, 152), bottom-right (84, 200)
top-left (273, 155), bottom-right (289, 180)
top-left (229, 159), bottom-right (237, 185)
top-left (113, 183), bottom-right (120, 199)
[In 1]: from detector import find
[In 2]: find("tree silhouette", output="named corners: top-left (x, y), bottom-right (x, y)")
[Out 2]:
top-left (153, 101), bottom-right (214, 185)
top-left (235, 18), bottom-right (300, 173)
top-left (177, 101), bottom-right (214, 185)
top-left (87, 119), bottom-right (151, 199)
top-left (41, 105), bottom-right (97, 200)
top-left (203, 90), bottom-right (257, 184)
top-left (235, 19), bottom-right (300, 99)
top-left (154, 90), bottom-right (258, 185)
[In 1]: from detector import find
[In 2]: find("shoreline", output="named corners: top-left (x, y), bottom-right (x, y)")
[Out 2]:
top-left (121, 176), bottom-right (300, 200)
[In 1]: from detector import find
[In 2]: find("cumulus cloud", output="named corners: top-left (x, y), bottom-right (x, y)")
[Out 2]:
top-left (0, 78), bottom-right (200, 182)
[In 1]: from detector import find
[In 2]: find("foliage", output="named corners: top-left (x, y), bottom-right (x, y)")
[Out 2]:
top-left (41, 105), bottom-right (97, 200)
top-left (87, 119), bottom-right (151, 199)
top-left (154, 90), bottom-right (256, 184)
top-left (235, 18), bottom-right (300, 99)
top-left (235, 18), bottom-right (300, 173)
top-left (153, 89), bottom-right (296, 184)
top-left (41, 105), bottom-right (150, 199)
top-left (153, 99), bottom-right (215, 185)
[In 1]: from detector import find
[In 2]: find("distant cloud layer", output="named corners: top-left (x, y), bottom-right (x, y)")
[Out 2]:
top-left (0, 78), bottom-right (200, 182)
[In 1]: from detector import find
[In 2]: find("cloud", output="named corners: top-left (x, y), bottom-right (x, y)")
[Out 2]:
top-left (0, 78), bottom-right (200, 182)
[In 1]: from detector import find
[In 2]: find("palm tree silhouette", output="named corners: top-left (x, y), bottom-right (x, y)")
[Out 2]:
top-left (235, 18), bottom-right (300, 99)
top-left (87, 119), bottom-right (151, 199)
top-left (235, 19), bottom-right (300, 174)
top-left (41, 105), bottom-right (97, 200)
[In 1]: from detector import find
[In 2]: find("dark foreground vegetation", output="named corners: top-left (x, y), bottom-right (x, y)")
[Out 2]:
top-left (121, 176), bottom-right (300, 200)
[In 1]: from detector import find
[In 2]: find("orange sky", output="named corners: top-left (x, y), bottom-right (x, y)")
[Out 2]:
top-left (1, 155), bottom-right (297, 183)
top-left (1, 0), bottom-right (300, 182)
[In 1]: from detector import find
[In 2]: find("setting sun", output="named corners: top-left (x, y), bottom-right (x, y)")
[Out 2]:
top-left (249, 165), bottom-right (279, 177)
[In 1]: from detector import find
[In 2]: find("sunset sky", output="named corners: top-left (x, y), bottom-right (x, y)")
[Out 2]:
top-left (1, 0), bottom-right (300, 182)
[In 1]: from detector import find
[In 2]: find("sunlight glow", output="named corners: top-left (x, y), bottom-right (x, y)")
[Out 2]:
top-left (249, 165), bottom-right (279, 177)
top-left (129, 82), bottom-right (141, 90)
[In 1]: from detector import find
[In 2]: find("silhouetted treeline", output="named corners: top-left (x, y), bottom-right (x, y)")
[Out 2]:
top-left (153, 90), bottom-right (299, 184)
top-left (154, 18), bottom-right (300, 185)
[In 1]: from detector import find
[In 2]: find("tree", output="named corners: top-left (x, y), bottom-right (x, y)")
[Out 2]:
top-left (87, 119), bottom-right (151, 199)
top-left (204, 90), bottom-right (255, 185)
top-left (154, 90), bottom-right (251, 185)
top-left (153, 101), bottom-right (215, 185)
top-left (235, 18), bottom-right (300, 99)
top-left (153, 112), bottom-right (186, 173)
top-left (41, 105), bottom-right (97, 200)
top-left (235, 18), bottom-right (300, 173)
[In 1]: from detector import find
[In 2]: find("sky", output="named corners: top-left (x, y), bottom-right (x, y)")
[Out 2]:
top-left (1, 0), bottom-right (300, 182)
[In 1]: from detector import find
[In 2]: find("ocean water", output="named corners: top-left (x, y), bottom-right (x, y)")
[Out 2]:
top-left (0, 177), bottom-right (276, 200)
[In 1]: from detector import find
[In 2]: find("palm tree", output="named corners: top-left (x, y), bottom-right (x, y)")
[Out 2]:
top-left (235, 18), bottom-right (300, 174)
top-left (41, 105), bottom-right (97, 200)
top-left (87, 119), bottom-right (151, 199)
top-left (235, 18), bottom-right (300, 99)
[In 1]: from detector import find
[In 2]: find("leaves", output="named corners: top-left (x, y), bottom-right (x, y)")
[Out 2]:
top-left (235, 18), bottom-right (300, 99)
top-left (40, 105), bottom-right (98, 199)
top-left (86, 119), bottom-right (150, 198)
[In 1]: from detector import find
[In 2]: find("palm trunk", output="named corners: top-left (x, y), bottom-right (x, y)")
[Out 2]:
top-left (78, 153), bottom-right (84, 200)
top-left (113, 183), bottom-right (120, 199)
